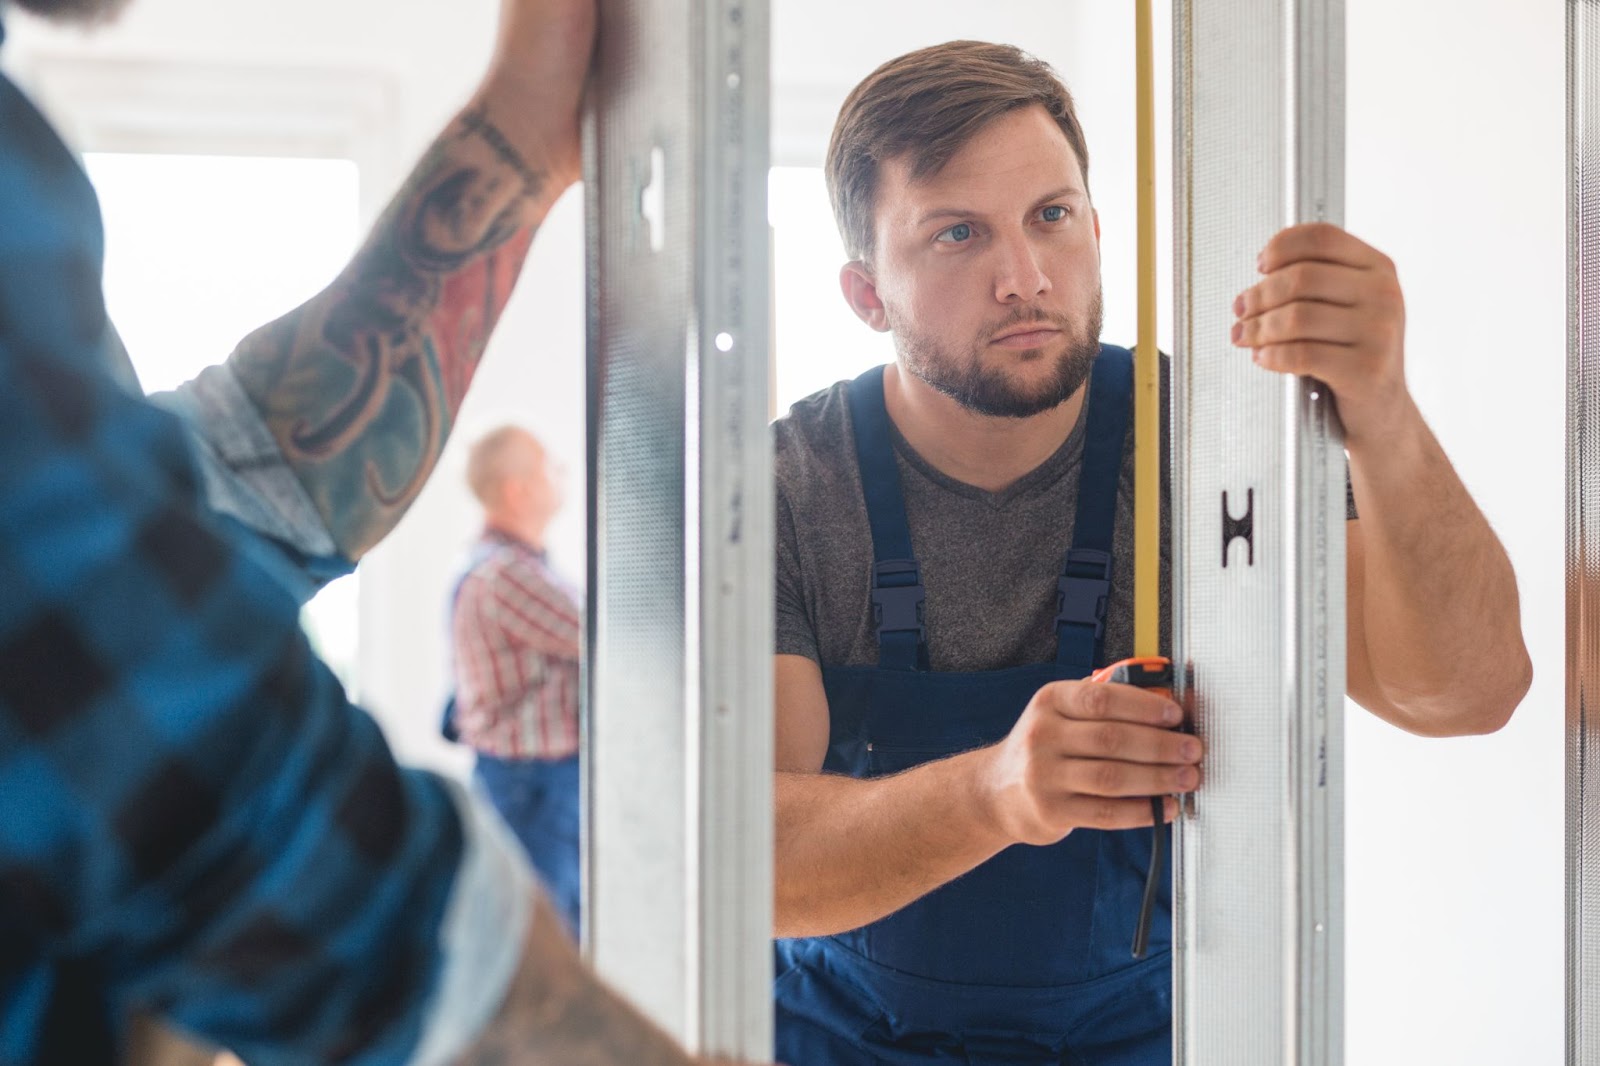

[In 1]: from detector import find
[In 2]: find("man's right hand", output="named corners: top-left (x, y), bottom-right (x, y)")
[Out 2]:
top-left (483, 0), bottom-right (599, 191)
top-left (976, 680), bottom-right (1203, 847)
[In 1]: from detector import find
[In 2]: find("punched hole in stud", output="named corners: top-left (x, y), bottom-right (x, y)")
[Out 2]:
top-left (641, 145), bottom-right (666, 253)
top-left (715, 332), bottom-right (734, 352)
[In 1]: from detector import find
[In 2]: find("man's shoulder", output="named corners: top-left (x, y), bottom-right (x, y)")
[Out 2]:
top-left (774, 377), bottom-right (854, 447)
top-left (466, 540), bottom-right (578, 603)
top-left (461, 537), bottom-right (530, 588)
top-left (772, 376), bottom-right (861, 506)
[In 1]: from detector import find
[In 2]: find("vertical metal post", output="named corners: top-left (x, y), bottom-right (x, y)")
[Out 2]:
top-left (1172, 1), bottom-right (1345, 1063)
top-left (582, 0), bottom-right (773, 1056)
top-left (1570, 4), bottom-right (1600, 1062)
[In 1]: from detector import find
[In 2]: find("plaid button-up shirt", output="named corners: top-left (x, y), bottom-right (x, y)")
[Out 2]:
top-left (450, 531), bottom-right (582, 760)
top-left (0, 24), bottom-right (529, 1065)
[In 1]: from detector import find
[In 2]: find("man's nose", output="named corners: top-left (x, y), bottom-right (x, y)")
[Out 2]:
top-left (992, 230), bottom-right (1052, 303)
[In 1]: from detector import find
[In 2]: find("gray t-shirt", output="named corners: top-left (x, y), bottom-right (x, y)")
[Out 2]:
top-left (774, 362), bottom-right (1354, 673)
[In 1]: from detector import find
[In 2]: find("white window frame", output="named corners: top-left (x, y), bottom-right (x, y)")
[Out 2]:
top-left (12, 50), bottom-right (396, 224)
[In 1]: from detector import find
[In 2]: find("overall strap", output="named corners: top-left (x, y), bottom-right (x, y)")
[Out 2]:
top-left (1055, 345), bottom-right (1135, 671)
top-left (846, 365), bottom-right (928, 671)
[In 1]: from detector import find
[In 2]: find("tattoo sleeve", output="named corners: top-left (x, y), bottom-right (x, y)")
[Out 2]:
top-left (229, 102), bottom-right (557, 558)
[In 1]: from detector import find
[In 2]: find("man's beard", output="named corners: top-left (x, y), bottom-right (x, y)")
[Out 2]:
top-left (10, 0), bottom-right (134, 25)
top-left (890, 288), bottom-right (1105, 419)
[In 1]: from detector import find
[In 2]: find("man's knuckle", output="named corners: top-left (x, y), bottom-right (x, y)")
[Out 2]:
top-left (1091, 722), bottom-right (1123, 756)
top-left (1285, 264), bottom-right (1313, 301)
top-left (1076, 682), bottom-right (1109, 719)
top-left (1090, 761), bottom-right (1124, 794)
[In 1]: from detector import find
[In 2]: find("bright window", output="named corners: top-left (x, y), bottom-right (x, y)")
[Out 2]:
top-left (84, 152), bottom-right (363, 692)
top-left (768, 166), bottom-right (894, 415)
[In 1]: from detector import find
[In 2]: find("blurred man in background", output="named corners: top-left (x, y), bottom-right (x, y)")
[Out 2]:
top-left (446, 425), bottom-right (583, 935)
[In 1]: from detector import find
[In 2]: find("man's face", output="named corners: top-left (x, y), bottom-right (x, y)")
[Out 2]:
top-left (508, 432), bottom-right (564, 524)
top-left (847, 105), bottom-right (1104, 419)
top-left (11, 0), bottom-right (134, 25)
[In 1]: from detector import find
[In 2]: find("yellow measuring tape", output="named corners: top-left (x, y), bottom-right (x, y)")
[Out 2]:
top-left (1134, 0), bottom-right (1159, 659)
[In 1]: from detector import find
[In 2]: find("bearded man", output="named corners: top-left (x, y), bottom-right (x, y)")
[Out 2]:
top-left (769, 40), bottom-right (1531, 1065)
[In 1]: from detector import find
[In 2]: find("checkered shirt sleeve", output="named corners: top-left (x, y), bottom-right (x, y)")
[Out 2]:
top-left (0, 57), bottom-right (516, 1066)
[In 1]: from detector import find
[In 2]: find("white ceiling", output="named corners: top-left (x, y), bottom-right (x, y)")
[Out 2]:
top-left (3, 0), bottom-right (1119, 165)
top-left (5, 0), bottom-right (1082, 81)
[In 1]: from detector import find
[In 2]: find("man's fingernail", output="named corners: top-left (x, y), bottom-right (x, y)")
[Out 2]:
top-left (1233, 294), bottom-right (1245, 317)
top-left (1165, 702), bottom-right (1182, 725)
top-left (1230, 322), bottom-right (1242, 343)
top-left (1183, 738), bottom-right (1203, 760)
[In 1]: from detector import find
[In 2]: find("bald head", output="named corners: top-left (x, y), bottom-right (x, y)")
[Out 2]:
top-left (468, 426), bottom-right (544, 507)
top-left (467, 426), bottom-right (563, 545)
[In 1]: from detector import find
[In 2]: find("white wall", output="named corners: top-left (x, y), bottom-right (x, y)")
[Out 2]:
top-left (1341, 2), bottom-right (1565, 1061)
top-left (5, 1), bottom-right (1566, 1060)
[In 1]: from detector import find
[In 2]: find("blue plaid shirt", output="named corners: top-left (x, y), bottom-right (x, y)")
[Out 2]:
top-left (0, 21), bottom-right (530, 1065)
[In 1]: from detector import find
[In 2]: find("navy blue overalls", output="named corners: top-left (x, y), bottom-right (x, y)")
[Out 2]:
top-left (774, 346), bottom-right (1171, 1066)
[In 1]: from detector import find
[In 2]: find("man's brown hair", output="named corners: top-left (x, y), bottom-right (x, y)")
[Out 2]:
top-left (824, 40), bottom-right (1091, 262)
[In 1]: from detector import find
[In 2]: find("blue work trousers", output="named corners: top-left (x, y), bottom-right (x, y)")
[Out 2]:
top-left (474, 752), bottom-right (581, 936)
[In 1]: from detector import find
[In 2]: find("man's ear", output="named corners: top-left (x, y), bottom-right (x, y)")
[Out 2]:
top-left (1092, 207), bottom-right (1102, 247)
top-left (840, 261), bottom-right (891, 333)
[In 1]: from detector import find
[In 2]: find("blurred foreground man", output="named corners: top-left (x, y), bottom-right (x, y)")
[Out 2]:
top-left (0, 0), bottom-right (752, 1063)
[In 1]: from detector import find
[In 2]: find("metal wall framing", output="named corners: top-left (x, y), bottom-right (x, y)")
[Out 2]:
top-left (582, 0), bottom-right (773, 1055)
top-left (1172, 2), bottom-right (1346, 1063)
top-left (1570, 4), bottom-right (1600, 1062)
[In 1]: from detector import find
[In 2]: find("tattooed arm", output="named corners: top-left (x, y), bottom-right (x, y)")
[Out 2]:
top-left (228, 0), bottom-right (594, 558)
top-left (453, 892), bottom-right (763, 1066)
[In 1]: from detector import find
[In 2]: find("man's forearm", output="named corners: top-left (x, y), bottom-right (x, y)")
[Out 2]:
top-left (775, 754), bottom-right (1009, 939)
top-left (454, 892), bottom-right (695, 1066)
top-left (228, 83), bottom-right (564, 558)
top-left (1348, 399), bottom-right (1531, 734)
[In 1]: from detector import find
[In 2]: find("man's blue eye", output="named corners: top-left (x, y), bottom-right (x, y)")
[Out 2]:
top-left (938, 223), bottom-right (973, 243)
top-left (1041, 205), bottom-right (1068, 222)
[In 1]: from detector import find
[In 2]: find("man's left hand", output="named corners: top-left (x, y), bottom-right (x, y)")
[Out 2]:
top-left (1232, 222), bottom-right (1411, 448)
